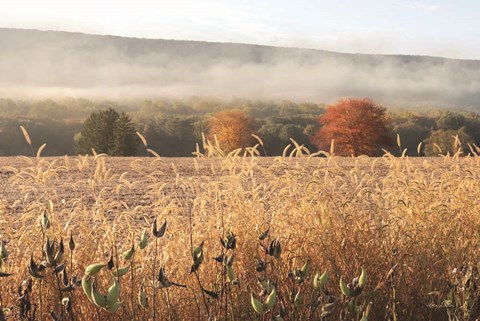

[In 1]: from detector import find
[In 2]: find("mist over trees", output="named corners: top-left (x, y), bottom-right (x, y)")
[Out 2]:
top-left (5, 28), bottom-right (480, 107)
top-left (1, 97), bottom-right (480, 157)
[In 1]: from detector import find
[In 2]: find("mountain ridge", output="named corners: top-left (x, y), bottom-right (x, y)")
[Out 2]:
top-left (1, 27), bottom-right (475, 62)
top-left (1, 27), bottom-right (479, 107)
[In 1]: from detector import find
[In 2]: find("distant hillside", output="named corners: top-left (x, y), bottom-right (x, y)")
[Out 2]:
top-left (1, 28), bottom-right (480, 107)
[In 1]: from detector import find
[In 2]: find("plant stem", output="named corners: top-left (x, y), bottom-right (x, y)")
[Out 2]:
top-left (152, 237), bottom-right (158, 321)
top-left (131, 251), bottom-right (136, 321)
top-left (55, 270), bottom-right (64, 320)
top-left (194, 270), bottom-right (210, 318)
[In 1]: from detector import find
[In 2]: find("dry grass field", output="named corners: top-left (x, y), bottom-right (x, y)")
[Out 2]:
top-left (1, 152), bottom-right (479, 320)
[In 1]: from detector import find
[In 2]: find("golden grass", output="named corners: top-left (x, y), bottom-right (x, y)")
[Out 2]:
top-left (1, 149), bottom-right (480, 320)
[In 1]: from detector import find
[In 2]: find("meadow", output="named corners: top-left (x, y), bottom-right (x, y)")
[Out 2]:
top-left (1, 145), bottom-right (480, 320)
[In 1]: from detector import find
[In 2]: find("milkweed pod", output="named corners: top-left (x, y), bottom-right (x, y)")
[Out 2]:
top-left (41, 209), bottom-right (50, 230)
top-left (202, 288), bottom-right (219, 299)
top-left (358, 268), bottom-right (367, 289)
top-left (85, 263), bottom-right (106, 276)
top-left (340, 277), bottom-right (352, 297)
top-left (259, 227), bottom-right (270, 241)
top-left (112, 266), bottom-right (130, 278)
top-left (44, 238), bottom-right (56, 265)
top-left (82, 275), bottom-right (94, 303)
top-left (139, 229), bottom-right (148, 250)
top-left (91, 283), bottom-right (107, 308)
top-left (300, 260), bottom-right (309, 277)
top-left (347, 300), bottom-right (355, 313)
top-left (151, 218), bottom-right (157, 237)
top-left (107, 254), bottom-right (114, 270)
top-left (138, 288), bottom-right (148, 309)
top-left (106, 280), bottom-right (120, 307)
top-left (54, 238), bottom-right (64, 263)
top-left (192, 244), bottom-right (204, 266)
top-left (68, 233), bottom-right (75, 251)
top-left (273, 316), bottom-right (284, 321)
top-left (265, 286), bottom-right (277, 309)
top-left (313, 269), bottom-right (329, 290)
top-left (0, 240), bottom-right (7, 260)
top-left (104, 301), bottom-right (122, 313)
top-left (273, 240), bottom-right (282, 259)
top-left (29, 256), bottom-right (44, 279)
top-left (360, 312), bottom-right (368, 321)
top-left (251, 293), bottom-right (264, 314)
top-left (122, 245), bottom-right (135, 261)
top-left (152, 219), bottom-right (167, 238)
top-left (226, 252), bottom-right (235, 266)
top-left (226, 265), bottom-right (235, 282)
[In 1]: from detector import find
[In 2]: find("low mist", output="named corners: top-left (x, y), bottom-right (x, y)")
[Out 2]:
top-left (1, 28), bottom-right (480, 107)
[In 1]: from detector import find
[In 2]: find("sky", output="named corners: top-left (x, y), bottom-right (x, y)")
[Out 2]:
top-left (1, 0), bottom-right (480, 59)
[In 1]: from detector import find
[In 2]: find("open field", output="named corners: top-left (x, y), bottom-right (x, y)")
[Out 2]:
top-left (1, 154), bottom-right (480, 320)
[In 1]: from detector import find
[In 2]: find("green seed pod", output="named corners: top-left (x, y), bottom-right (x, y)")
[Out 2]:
top-left (340, 277), bottom-right (352, 297)
top-left (104, 301), bottom-right (122, 313)
top-left (82, 275), bottom-right (94, 303)
top-left (139, 229), bottom-right (148, 250)
top-left (313, 269), bottom-right (329, 291)
top-left (360, 313), bottom-right (368, 321)
top-left (122, 245), bottom-right (135, 261)
top-left (91, 283), bottom-right (107, 308)
top-left (226, 265), bottom-right (235, 282)
top-left (347, 300), bottom-right (355, 313)
top-left (300, 260), bottom-right (309, 277)
top-left (85, 263), bottom-right (106, 276)
top-left (112, 266), bottom-right (130, 278)
top-left (41, 209), bottom-right (50, 230)
top-left (273, 316), bottom-right (284, 321)
top-left (258, 280), bottom-right (273, 293)
top-left (0, 240), bottom-right (7, 260)
top-left (106, 280), bottom-right (120, 307)
top-left (192, 244), bottom-right (204, 266)
top-left (251, 293), bottom-right (264, 314)
top-left (138, 288), bottom-right (148, 309)
top-left (358, 268), bottom-right (367, 289)
top-left (265, 287), bottom-right (277, 310)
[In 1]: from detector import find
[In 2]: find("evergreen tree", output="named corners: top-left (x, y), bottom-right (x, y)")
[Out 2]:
top-left (111, 113), bottom-right (137, 156)
top-left (75, 108), bottom-right (137, 156)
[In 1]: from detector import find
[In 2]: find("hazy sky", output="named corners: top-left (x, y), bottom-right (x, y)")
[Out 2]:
top-left (1, 0), bottom-right (479, 59)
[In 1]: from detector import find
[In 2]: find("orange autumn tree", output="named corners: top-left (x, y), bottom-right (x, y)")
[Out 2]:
top-left (207, 110), bottom-right (255, 152)
top-left (311, 98), bottom-right (393, 156)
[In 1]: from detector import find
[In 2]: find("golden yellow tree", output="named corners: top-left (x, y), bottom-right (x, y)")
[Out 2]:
top-left (207, 110), bottom-right (255, 152)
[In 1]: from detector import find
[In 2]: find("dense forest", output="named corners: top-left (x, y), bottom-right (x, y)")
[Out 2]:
top-left (1, 97), bottom-right (479, 157)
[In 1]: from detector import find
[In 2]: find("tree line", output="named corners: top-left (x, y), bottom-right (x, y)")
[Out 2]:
top-left (1, 97), bottom-right (480, 157)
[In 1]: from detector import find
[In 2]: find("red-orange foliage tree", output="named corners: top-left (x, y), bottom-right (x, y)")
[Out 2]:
top-left (311, 98), bottom-right (392, 156)
top-left (207, 110), bottom-right (255, 152)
